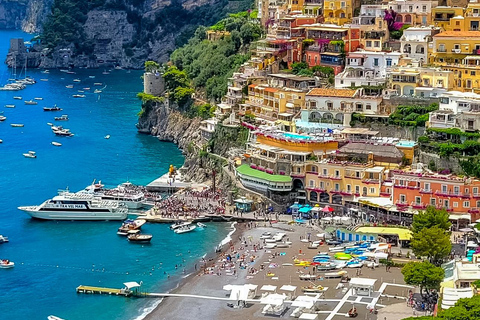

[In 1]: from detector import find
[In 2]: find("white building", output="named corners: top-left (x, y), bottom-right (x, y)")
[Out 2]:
top-left (304, 88), bottom-right (383, 126)
top-left (335, 50), bottom-right (402, 88)
top-left (199, 118), bottom-right (218, 140)
top-left (386, 0), bottom-right (438, 25)
top-left (428, 91), bottom-right (480, 129)
top-left (400, 26), bottom-right (440, 63)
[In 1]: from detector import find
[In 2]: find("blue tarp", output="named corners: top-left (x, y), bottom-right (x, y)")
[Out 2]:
top-left (299, 206), bottom-right (311, 213)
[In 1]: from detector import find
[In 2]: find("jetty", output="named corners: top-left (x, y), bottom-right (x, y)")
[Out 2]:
top-left (76, 282), bottom-right (141, 297)
top-left (146, 171), bottom-right (207, 192)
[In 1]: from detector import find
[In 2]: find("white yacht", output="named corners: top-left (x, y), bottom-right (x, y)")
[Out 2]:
top-left (82, 181), bottom-right (146, 209)
top-left (18, 191), bottom-right (128, 220)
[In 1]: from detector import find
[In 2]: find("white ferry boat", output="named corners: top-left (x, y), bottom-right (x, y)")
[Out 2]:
top-left (83, 181), bottom-right (145, 209)
top-left (18, 191), bottom-right (128, 220)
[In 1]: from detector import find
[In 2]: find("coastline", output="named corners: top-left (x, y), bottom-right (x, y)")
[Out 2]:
top-left (140, 222), bottom-right (245, 320)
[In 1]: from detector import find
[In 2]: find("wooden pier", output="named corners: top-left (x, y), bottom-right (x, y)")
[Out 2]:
top-left (76, 282), bottom-right (142, 297)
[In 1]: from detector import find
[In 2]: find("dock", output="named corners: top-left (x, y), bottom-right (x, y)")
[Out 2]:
top-left (146, 172), bottom-right (207, 192)
top-left (76, 285), bottom-right (131, 296)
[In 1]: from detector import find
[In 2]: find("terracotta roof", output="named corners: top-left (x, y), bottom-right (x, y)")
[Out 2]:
top-left (307, 88), bottom-right (357, 98)
top-left (434, 31), bottom-right (480, 37)
top-left (264, 87), bottom-right (279, 93)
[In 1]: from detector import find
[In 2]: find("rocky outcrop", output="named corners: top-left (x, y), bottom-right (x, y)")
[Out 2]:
top-left (0, 0), bottom-right (52, 31)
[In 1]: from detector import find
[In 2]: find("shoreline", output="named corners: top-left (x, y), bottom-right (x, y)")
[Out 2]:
top-left (139, 222), bottom-right (245, 320)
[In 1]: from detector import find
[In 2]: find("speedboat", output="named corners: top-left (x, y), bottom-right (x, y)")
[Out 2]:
top-left (0, 235), bottom-right (9, 243)
top-left (94, 83), bottom-right (102, 86)
top-left (83, 87), bottom-right (90, 90)
top-left (72, 94), bottom-right (85, 98)
top-left (65, 85), bottom-right (73, 89)
top-left (104, 135), bottom-right (110, 139)
top-left (54, 115), bottom-right (69, 121)
top-left (0, 259), bottom-right (14, 269)
top-left (48, 316), bottom-right (65, 320)
top-left (44, 105), bottom-right (63, 111)
top-left (89, 76), bottom-right (96, 79)
top-left (94, 89), bottom-right (102, 93)
top-left (40, 79), bottom-right (48, 81)
top-left (299, 274), bottom-right (318, 280)
top-left (11, 123), bottom-right (24, 127)
top-left (18, 190), bottom-right (128, 220)
top-left (5, 104), bottom-right (15, 108)
top-left (34, 97), bottom-right (43, 100)
top-left (53, 129), bottom-right (74, 137)
top-left (127, 233), bottom-right (152, 243)
top-left (170, 221), bottom-right (192, 230)
top-left (13, 96), bottom-right (22, 100)
top-left (23, 151), bottom-right (37, 158)
top-left (73, 79), bottom-right (81, 82)
top-left (117, 219), bottom-right (146, 235)
top-left (260, 232), bottom-right (272, 239)
top-left (51, 142), bottom-right (62, 146)
top-left (0, 116), bottom-right (6, 121)
top-left (197, 222), bottom-right (207, 228)
top-left (41, 69), bottom-right (50, 74)
top-left (174, 224), bottom-right (196, 234)
top-left (24, 100), bottom-right (38, 105)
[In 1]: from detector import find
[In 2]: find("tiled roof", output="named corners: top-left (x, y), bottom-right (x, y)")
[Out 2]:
top-left (307, 88), bottom-right (357, 98)
top-left (434, 31), bottom-right (480, 37)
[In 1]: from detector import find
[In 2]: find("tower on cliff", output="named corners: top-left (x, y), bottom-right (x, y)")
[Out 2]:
top-left (143, 70), bottom-right (165, 96)
top-left (9, 38), bottom-right (27, 54)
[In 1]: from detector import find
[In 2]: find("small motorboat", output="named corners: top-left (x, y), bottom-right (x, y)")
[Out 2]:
top-left (51, 142), bottom-right (62, 146)
top-left (302, 285), bottom-right (325, 293)
top-left (48, 315), bottom-right (65, 320)
top-left (47, 122), bottom-right (53, 126)
top-left (44, 105), bottom-right (63, 111)
top-left (24, 100), bottom-right (38, 105)
top-left (197, 222), bottom-right (207, 228)
top-left (23, 151), bottom-right (37, 158)
top-left (0, 235), bottom-right (9, 243)
top-left (94, 89), bottom-right (102, 93)
top-left (260, 232), bottom-right (272, 239)
top-left (13, 96), bottom-right (22, 100)
top-left (72, 94), bottom-right (85, 98)
top-left (34, 97), bottom-right (43, 100)
top-left (104, 135), bottom-right (110, 139)
top-left (54, 115), bottom-right (69, 121)
top-left (65, 85), bottom-right (73, 89)
top-left (0, 259), bottom-right (14, 269)
top-left (346, 260), bottom-right (364, 268)
top-left (127, 233), bottom-right (152, 243)
top-left (118, 219), bottom-right (146, 235)
top-left (94, 82), bottom-right (102, 86)
top-left (299, 274), bottom-right (318, 280)
top-left (170, 221), bottom-right (192, 230)
top-left (40, 79), bottom-right (49, 82)
top-left (66, 71), bottom-right (75, 74)
top-left (11, 123), bottom-right (24, 127)
top-left (53, 129), bottom-right (74, 137)
top-left (174, 224), bottom-right (197, 234)
top-left (89, 75), bottom-right (96, 79)
top-left (73, 79), bottom-right (81, 82)
top-left (5, 104), bottom-right (15, 108)
top-left (83, 87), bottom-right (90, 90)
top-left (41, 70), bottom-right (50, 74)
top-left (0, 116), bottom-right (6, 121)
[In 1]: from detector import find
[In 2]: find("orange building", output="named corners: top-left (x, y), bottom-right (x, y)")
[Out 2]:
top-left (392, 170), bottom-right (480, 224)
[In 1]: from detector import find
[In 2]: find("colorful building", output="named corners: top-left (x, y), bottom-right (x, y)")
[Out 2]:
top-left (386, 0), bottom-right (438, 26)
top-left (431, 31), bottom-right (480, 66)
top-left (388, 65), bottom-right (454, 97)
top-left (323, 0), bottom-right (356, 25)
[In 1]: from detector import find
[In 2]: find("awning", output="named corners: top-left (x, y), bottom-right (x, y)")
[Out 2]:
top-left (280, 285), bottom-right (297, 292)
top-left (123, 282), bottom-right (141, 289)
top-left (449, 214), bottom-right (471, 221)
top-left (261, 285), bottom-right (277, 292)
top-left (279, 112), bottom-right (294, 117)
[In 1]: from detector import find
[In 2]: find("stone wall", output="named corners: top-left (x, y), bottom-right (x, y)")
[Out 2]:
top-left (418, 150), bottom-right (463, 174)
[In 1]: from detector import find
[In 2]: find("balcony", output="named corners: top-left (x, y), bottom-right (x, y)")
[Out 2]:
top-left (468, 207), bottom-right (480, 213)
top-left (362, 179), bottom-right (380, 184)
top-left (396, 201), bottom-right (409, 207)
top-left (420, 188), bottom-right (433, 194)
top-left (412, 203), bottom-right (427, 209)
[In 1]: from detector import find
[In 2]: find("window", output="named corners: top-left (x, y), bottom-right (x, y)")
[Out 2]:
top-left (444, 200), bottom-right (450, 208)
top-left (464, 201), bottom-right (470, 208)
top-left (467, 80), bottom-right (472, 89)
top-left (341, 1), bottom-right (345, 7)
top-left (454, 44), bottom-right (460, 50)
top-left (363, 187), bottom-right (368, 195)
top-left (386, 59), bottom-right (392, 67)
top-left (347, 184), bottom-right (351, 192)
top-left (374, 41), bottom-right (380, 48)
top-left (309, 180), bottom-right (315, 187)
top-left (453, 202), bottom-right (458, 208)
top-left (355, 186), bottom-right (360, 193)
top-left (430, 198), bottom-right (436, 206)
top-left (424, 183), bottom-right (430, 191)
top-left (323, 169), bottom-right (327, 176)
top-left (335, 183), bottom-right (340, 191)
top-left (327, 102), bottom-right (333, 110)
top-left (474, 187), bottom-right (479, 195)
top-left (366, 104), bottom-right (371, 110)
top-left (422, 5), bottom-right (426, 12)
top-left (370, 188), bottom-right (375, 194)
top-left (320, 181), bottom-right (325, 189)
top-left (438, 44), bottom-right (446, 52)
top-left (472, 71), bottom-right (476, 76)
top-left (465, 188), bottom-right (469, 194)
top-left (373, 58), bottom-right (379, 66)
top-left (442, 185), bottom-right (447, 193)
top-left (335, 170), bottom-right (340, 177)
top-left (366, 40), bottom-right (372, 47)
top-left (400, 194), bottom-right (406, 203)
top-left (415, 196), bottom-right (421, 205)
top-left (454, 186), bottom-right (460, 195)
top-left (356, 171), bottom-right (360, 178)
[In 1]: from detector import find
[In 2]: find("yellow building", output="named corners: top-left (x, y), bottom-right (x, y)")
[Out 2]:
top-left (388, 65), bottom-right (454, 97)
top-left (431, 31), bottom-right (480, 65)
top-left (304, 160), bottom-right (388, 204)
top-left (432, 6), bottom-right (464, 31)
top-left (323, 0), bottom-right (354, 25)
top-left (245, 84), bottom-right (306, 131)
top-left (440, 56), bottom-right (480, 93)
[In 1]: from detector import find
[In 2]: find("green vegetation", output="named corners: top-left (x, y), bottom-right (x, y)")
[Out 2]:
top-left (137, 92), bottom-right (165, 103)
top-left (290, 62), bottom-right (334, 83)
top-left (412, 206), bottom-right (451, 234)
top-left (189, 103), bottom-right (216, 119)
top-left (403, 295), bottom-right (480, 320)
top-left (144, 61), bottom-right (160, 72)
top-left (171, 11), bottom-right (261, 101)
top-left (388, 103), bottom-right (438, 127)
top-left (410, 207), bottom-right (452, 266)
top-left (401, 261), bottom-right (445, 296)
top-left (390, 24), bottom-right (410, 40)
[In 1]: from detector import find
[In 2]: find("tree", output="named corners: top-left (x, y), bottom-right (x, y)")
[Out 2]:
top-left (163, 66), bottom-right (190, 90)
top-left (291, 62), bottom-right (309, 74)
top-left (439, 295), bottom-right (480, 320)
top-left (412, 206), bottom-right (451, 233)
top-left (410, 226), bottom-right (452, 265)
top-left (402, 261), bottom-right (444, 298)
top-left (144, 61), bottom-right (160, 73)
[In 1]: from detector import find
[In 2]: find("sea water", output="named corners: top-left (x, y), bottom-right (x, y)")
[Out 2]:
top-left (0, 30), bottom-right (230, 320)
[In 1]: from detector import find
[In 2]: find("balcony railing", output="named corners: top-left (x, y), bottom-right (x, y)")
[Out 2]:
top-left (419, 188), bottom-right (433, 194)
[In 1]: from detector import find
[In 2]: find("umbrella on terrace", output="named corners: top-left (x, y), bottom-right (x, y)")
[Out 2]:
top-left (321, 206), bottom-right (335, 213)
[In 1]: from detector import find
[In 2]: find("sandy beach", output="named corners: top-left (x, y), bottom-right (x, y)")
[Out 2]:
top-left (143, 220), bottom-right (412, 320)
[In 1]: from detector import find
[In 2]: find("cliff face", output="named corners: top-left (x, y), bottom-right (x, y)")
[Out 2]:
top-left (0, 0), bottom-right (52, 31)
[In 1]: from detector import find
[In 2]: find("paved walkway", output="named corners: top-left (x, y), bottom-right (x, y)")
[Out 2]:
top-left (377, 302), bottom-right (430, 320)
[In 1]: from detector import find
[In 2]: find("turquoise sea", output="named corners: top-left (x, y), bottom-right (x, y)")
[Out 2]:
top-left (0, 30), bottom-right (231, 320)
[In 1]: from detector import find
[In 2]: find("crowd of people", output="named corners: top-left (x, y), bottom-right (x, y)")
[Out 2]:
top-left (151, 188), bottom-right (227, 219)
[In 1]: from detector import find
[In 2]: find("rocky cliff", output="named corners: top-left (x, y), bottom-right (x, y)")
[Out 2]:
top-left (0, 0), bottom-right (52, 31)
